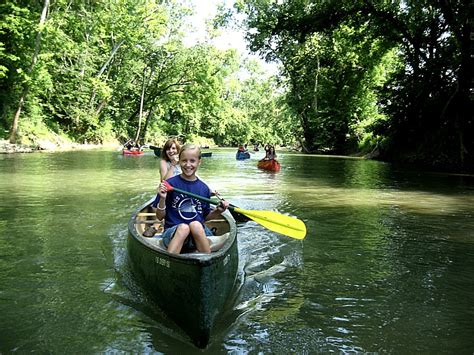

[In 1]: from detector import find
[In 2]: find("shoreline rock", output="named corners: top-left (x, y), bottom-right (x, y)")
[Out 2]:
top-left (0, 140), bottom-right (35, 153)
top-left (0, 139), bottom-right (119, 154)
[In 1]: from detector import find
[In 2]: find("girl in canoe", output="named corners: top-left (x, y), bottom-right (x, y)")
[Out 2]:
top-left (144, 138), bottom-right (182, 237)
top-left (263, 144), bottom-right (277, 160)
top-left (160, 138), bottom-right (182, 181)
top-left (156, 144), bottom-right (229, 254)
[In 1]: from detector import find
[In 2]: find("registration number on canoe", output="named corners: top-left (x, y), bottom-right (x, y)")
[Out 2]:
top-left (155, 256), bottom-right (170, 268)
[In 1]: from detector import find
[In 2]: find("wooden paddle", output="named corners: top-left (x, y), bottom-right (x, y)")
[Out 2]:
top-left (162, 181), bottom-right (307, 240)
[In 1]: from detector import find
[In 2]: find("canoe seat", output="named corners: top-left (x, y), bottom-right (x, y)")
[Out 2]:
top-left (135, 219), bottom-right (161, 225)
top-left (139, 235), bottom-right (166, 250)
top-left (156, 237), bottom-right (165, 249)
top-left (142, 232), bottom-right (230, 253)
top-left (209, 232), bottom-right (230, 252)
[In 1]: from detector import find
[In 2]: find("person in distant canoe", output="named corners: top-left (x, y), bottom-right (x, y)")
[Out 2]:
top-left (160, 138), bottom-right (182, 181)
top-left (124, 139), bottom-right (135, 150)
top-left (124, 139), bottom-right (141, 151)
top-left (155, 144), bottom-right (229, 254)
top-left (236, 144), bottom-right (251, 160)
top-left (263, 144), bottom-right (277, 160)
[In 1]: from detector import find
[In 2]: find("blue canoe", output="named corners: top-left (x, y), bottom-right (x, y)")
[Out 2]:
top-left (236, 151), bottom-right (250, 160)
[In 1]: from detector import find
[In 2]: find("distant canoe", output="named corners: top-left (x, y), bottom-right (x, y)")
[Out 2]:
top-left (122, 149), bottom-right (144, 155)
top-left (127, 199), bottom-right (238, 348)
top-left (257, 159), bottom-right (281, 172)
top-left (150, 146), bottom-right (212, 158)
top-left (236, 151), bottom-right (250, 160)
top-left (149, 145), bottom-right (161, 157)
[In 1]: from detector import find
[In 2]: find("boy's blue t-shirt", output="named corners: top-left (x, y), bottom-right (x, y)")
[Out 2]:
top-left (159, 175), bottom-right (211, 230)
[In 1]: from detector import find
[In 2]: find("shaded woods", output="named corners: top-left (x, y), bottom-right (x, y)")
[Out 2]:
top-left (1, 0), bottom-right (473, 172)
top-left (234, 0), bottom-right (473, 171)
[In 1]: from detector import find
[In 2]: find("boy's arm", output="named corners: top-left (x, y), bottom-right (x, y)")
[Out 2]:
top-left (155, 182), bottom-right (168, 220)
top-left (205, 200), bottom-right (229, 221)
top-left (155, 198), bottom-right (166, 220)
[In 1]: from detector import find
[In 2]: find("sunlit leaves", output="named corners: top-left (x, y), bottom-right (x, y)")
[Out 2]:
top-left (1, 0), bottom-right (296, 149)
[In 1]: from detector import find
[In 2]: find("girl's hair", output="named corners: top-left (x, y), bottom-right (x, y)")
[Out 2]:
top-left (161, 139), bottom-right (181, 161)
top-left (179, 143), bottom-right (202, 159)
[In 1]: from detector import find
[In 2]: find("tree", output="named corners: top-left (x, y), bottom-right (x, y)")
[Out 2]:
top-left (236, 0), bottom-right (473, 170)
top-left (0, 0), bottom-right (50, 143)
top-left (236, 0), bottom-right (397, 153)
top-left (0, 0), bottom-right (297, 151)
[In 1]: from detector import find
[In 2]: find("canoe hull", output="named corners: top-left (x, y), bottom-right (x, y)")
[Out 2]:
top-left (122, 149), bottom-right (144, 155)
top-left (236, 151), bottom-right (250, 160)
top-left (150, 146), bottom-right (212, 158)
top-left (150, 145), bottom-right (161, 157)
top-left (257, 159), bottom-right (281, 172)
top-left (127, 201), bottom-right (238, 348)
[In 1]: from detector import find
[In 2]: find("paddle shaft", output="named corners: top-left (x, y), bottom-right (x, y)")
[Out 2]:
top-left (161, 181), bottom-right (307, 239)
top-left (163, 184), bottom-right (235, 211)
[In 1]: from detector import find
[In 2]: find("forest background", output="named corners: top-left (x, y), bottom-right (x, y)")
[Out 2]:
top-left (0, 0), bottom-right (472, 172)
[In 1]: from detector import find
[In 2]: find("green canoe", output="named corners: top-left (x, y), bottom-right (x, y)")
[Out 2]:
top-left (127, 199), bottom-right (239, 348)
top-left (150, 145), bottom-right (212, 158)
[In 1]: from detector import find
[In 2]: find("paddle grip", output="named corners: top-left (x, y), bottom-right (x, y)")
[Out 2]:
top-left (162, 180), bottom-right (234, 210)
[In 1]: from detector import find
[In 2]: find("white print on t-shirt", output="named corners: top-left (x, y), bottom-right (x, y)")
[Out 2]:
top-left (172, 195), bottom-right (203, 220)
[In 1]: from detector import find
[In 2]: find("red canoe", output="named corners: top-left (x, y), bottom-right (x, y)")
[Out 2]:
top-left (122, 149), bottom-right (144, 155)
top-left (257, 159), bottom-right (281, 172)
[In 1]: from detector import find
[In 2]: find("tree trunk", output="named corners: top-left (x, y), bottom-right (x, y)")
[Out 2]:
top-left (134, 67), bottom-right (147, 143)
top-left (89, 39), bottom-right (125, 106)
top-left (142, 106), bottom-right (154, 140)
top-left (313, 55), bottom-right (320, 114)
top-left (438, 0), bottom-right (473, 167)
top-left (9, 0), bottom-right (50, 143)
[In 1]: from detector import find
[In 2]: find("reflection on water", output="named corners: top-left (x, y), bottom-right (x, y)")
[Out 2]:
top-left (0, 149), bottom-right (473, 353)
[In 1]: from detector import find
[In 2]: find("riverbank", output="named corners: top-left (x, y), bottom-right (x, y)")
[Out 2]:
top-left (0, 140), bottom-right (35, 153)
top-left (0, 139), bottom-right (119, 154)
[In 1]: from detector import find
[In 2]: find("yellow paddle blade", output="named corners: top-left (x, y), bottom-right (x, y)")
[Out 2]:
top-left (234, 208), bottom-right (307, 240)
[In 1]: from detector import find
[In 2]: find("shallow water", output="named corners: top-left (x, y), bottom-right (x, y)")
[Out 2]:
top-left (1, 148), bottom-right (473, 353)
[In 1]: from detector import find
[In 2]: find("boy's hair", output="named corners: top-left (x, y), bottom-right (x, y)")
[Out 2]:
top-left (179, 143), bottom-right (202, 159)
top-left (161, 138), bottom-right (181, 161)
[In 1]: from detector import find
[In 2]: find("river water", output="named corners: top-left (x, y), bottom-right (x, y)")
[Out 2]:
top-left (1, 148), bottom-right (473, 353)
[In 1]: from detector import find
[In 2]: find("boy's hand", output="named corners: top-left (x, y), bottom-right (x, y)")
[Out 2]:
top-left (217, 200), bottom-right (229, 212)
top-left (157, 182), bottom-right (168, 198)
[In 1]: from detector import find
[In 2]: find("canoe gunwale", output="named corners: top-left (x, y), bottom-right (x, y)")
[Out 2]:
top-left (150, 146), bottom-right (212, 158)
top-left (128, 198), bottom-right (237, 265)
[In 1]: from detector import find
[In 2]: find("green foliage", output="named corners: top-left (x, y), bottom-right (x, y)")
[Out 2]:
top-left (0, 0), bottom-right (308, 151)
top-left (2, 0), bottom-right (471, 171)
top-left (0, 1), bottom-right (36, 126)
top-left (236, 0), bottom-right (473, 170)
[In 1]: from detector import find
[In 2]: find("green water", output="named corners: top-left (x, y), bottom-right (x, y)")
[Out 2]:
top-left (1, 149), bottom-right (473, 353)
